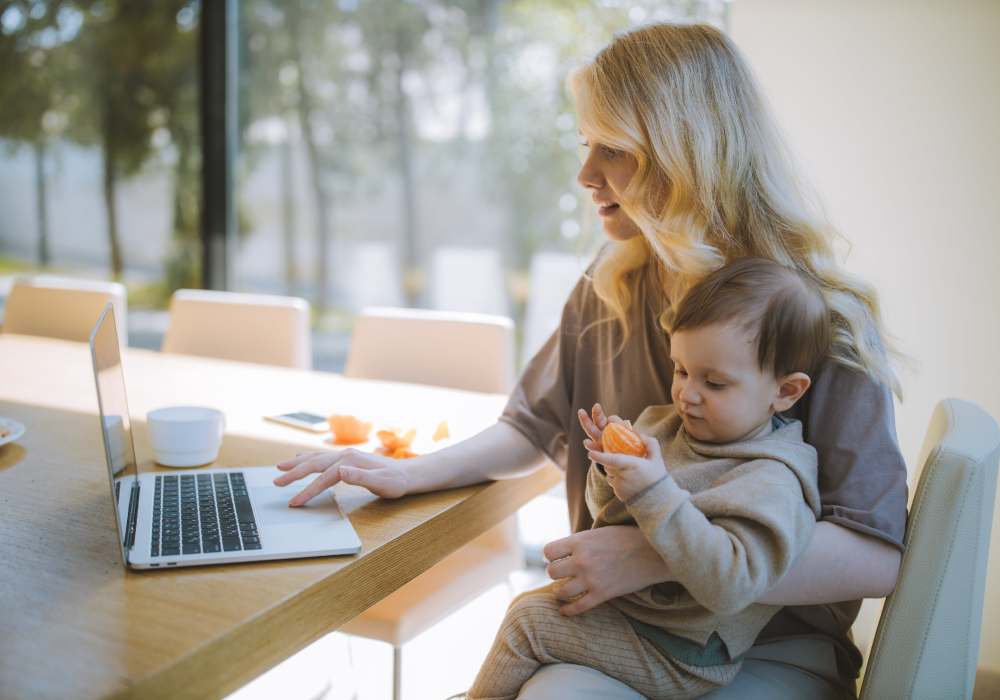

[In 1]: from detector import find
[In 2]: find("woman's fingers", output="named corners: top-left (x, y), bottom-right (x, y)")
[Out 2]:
top-left (287, 467), bottom-right (343, 507)
top-left (553, 576), bottom-right (588, 601)
top-left (273, 453), bottom-right (339, 486)
top-left (545, 555), bottom-right (578, 581)
top-left (276, 451), bottom-right (323, 471)
top-left (559, 591), bottom-right (601, 617)
top-left (542, 533), bottom-right (577, 563)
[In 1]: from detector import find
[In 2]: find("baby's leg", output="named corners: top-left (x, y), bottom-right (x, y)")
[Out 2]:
top-left (468, 584), bottom-right (736, 700)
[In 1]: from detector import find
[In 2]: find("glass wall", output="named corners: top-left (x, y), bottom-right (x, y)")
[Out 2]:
top-left (235, 0), bottom-right (727, 369)
top-left (0, 0), bottom-right (726, 367)
top-left (0, 0), bottom-right (200, 347)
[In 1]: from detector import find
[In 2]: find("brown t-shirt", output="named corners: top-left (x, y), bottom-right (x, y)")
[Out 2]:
top-left (499, 258), bottom-right (908, 681)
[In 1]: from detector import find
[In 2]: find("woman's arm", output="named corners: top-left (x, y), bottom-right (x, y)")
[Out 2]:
top-left (273, 420), bottom-right (549, 504)
top-left (756, 521), bottom-right (901, 604)
top-left (543, 520), bottom-right (900, 616)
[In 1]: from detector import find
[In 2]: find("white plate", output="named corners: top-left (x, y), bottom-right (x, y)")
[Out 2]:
top-left (0, 417), bottom-right (26, 447)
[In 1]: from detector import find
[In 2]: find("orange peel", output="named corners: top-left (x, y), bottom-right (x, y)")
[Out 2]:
top-left (375, 428), bottom-right (419, 459)
top-left (433, 420), bottom-right (450, 442)
top-left (328, 415), bottom-right (372, 445)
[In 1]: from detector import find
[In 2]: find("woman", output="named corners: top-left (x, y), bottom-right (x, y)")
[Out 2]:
top-left (275, 23), bottom-right (906, 698)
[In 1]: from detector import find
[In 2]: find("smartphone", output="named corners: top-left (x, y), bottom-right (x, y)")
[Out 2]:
top-left (264, 411), bottom-right (330, 433)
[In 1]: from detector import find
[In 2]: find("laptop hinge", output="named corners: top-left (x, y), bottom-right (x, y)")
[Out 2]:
top-left (124, 481), bottom-right (140, 551)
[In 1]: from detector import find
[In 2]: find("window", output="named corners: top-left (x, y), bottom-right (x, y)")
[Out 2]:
top-left (0, 0), bottom-right (726, 367)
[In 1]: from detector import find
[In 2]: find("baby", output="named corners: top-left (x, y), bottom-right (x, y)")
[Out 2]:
top-left (467, 257), bottom-right (831, 700)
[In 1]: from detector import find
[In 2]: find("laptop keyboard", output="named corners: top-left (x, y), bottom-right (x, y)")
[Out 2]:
top-left (151, 472), bottom-right (261, 557)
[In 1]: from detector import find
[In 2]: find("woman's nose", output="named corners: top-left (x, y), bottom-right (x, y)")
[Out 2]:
top-left (576, 151), bottom-right (603, 190)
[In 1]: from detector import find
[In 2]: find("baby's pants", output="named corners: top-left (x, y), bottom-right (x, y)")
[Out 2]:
top-left (468, 585), bottom-right (741, 700)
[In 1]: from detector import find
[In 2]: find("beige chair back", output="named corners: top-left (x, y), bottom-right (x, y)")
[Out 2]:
top-left (1, 275), bottom-right (127, 343)
top-left (162, 289), bottom-right (312, 369)
top-left (861, 398), bottom-right (1000, 699)
top-left (344, 306), bottom-right (515, 394)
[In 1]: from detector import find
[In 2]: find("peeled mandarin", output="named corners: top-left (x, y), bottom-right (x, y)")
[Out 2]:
top-left (602, 422), bottom-right (647, 457)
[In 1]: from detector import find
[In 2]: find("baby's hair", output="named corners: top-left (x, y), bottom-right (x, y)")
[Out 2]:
top-left (669, 258), bottom-right (832, 377)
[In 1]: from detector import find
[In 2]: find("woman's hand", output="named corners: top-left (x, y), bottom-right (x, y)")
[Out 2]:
top-left (542, 525), bottom-right (672, 616)
top-left (273, 448), bottom-right (411, 505)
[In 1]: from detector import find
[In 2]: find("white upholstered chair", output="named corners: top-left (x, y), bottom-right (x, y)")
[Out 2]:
top-left (162, 289), bottom-right (312, 369)
top-left (340, 305), bottom-right (522, 700)
top-left (858, 398), bottom-right (1000, 699)
top-left (520, 251), bottom-right (587, 369)
top-left (344, 306), bottom-right (515, 394)
top-left (1, 275), bottom-right (127, 343)
top-left (428, 247), bottom-right (509, 317)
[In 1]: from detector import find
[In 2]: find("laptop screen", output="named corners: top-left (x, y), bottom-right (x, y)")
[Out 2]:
top-left (89, 303), bottom-right (140, 566)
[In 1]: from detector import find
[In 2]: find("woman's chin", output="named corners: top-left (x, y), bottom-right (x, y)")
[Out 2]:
top-left (601, 222), bottom-right (642, 242)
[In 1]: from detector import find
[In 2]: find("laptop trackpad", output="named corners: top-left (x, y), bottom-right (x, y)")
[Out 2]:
top-left (251, 486), bottom-right (337, 526)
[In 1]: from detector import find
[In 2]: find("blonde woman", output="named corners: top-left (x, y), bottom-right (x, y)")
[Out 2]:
top-left (275, 23), bottom-right (906, 699)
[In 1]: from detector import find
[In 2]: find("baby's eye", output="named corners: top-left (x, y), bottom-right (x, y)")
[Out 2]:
top-left (706, 381), bottom-right (727, 390)
top-left (673, 368), bottom-right (687, 377)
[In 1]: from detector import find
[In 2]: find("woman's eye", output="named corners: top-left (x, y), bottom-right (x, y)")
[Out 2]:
top-left (599, 144), bottom-right (623, 159)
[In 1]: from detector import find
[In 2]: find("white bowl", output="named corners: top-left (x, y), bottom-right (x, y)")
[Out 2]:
top-left (147, 406), bottom-right (225, 468)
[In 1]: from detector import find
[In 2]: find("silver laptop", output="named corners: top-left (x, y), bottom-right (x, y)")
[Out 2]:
top-left (89, 303), bottom-right (361, 570)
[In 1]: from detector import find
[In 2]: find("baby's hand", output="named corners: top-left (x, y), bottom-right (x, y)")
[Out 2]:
top-left (587, 433), bottom-right (664, 503)
top-left (577, 402), bottom-right (629, 453)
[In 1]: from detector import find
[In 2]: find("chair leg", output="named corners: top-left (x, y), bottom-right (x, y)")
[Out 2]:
top-left (392, 646), bottom-right (402, 700)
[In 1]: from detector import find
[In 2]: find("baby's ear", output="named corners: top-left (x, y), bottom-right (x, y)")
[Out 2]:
top-left (773, 372), bottom-right (811, 412)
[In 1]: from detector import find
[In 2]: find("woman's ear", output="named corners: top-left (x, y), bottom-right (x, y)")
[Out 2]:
top-left (772, 372), bottom-right (811, 412)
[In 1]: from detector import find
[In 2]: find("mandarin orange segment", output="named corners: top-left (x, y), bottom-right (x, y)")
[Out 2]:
top-left (433, 420), bottom-right (450, 442)
top-left (328, 414), bottom-right (373, 445)
top-left (602, 421), bottom-right (647, 457)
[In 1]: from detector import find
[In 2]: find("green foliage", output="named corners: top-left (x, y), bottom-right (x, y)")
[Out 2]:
top-left (1, 0), bottom-right (725, 310)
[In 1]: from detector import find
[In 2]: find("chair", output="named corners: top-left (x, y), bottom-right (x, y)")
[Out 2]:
top-left (1, 275), bottom-right (127, 342)
top-left (345, 241), bottom-right (405, 311)
top-left (428, 247), bottom-right (509, 317)
top-left (859, 398), bottom-right (1000, 699)
top-left (162, 289), bottom-right (312, 369)
top-left (340, 305), bottom-right (522, 700)
top-left (344, 306), bottom-right (516, 394)
top-left (520, 251), bottom-right (587, 369)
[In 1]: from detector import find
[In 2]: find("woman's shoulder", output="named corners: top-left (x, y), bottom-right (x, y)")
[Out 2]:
top-left (789, 356), bottom-right (901, 451)
top-left (808, 357), bottom-right (894, 403)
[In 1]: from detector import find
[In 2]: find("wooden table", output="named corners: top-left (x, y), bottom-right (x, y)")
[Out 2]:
top-left (0, 334), bottom-right (561, 700)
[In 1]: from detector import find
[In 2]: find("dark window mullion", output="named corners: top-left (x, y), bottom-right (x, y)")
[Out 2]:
top-left (199, 0), bottom-right (239, 291)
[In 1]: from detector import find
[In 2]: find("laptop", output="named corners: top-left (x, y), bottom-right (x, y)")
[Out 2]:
top-left (89, 302), bottom-right (361, 570)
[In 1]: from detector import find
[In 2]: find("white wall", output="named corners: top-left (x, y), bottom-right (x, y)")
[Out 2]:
top-left (731, 0), bottom-right (1000, 675)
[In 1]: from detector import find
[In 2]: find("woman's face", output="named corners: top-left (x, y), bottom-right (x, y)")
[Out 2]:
top-left (577, 136), bottom-right (643, 241)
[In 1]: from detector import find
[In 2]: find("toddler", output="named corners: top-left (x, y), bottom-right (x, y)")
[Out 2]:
top-left (468, 257), bottom-right (831, 699)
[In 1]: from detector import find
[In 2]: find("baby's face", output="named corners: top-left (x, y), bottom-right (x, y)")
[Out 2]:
top-left (669, 321), bottom-right (782, 443)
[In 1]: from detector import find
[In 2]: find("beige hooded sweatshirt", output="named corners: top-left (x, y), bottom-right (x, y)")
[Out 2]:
top-left (587, 404), bottom-right (822, 662)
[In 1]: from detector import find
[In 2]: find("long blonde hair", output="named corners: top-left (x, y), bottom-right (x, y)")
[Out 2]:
top-left (570, 23), bottom-right (901, 397)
